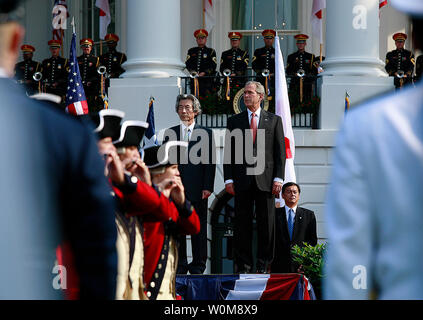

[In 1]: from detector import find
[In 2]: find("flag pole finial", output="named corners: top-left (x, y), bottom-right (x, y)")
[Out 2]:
top-left (71, 16), bottom-right (75, 34)
top-left (274, 0), bottom-right (278, 31)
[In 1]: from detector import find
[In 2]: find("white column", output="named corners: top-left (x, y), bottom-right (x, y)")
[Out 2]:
top-left (122, 0), bottom-right (185, 78)
top-left (318, 0), bottom-right (393, 130)
top-left (322, 0), bottom-right (386, 76)
top-left (109, 0), bottom-right (185, 132)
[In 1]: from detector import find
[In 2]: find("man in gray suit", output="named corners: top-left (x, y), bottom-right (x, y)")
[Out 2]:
top-left (163, 94), bottom-right (216, 274)
top-left (224, 81), bottom-right (286, 273)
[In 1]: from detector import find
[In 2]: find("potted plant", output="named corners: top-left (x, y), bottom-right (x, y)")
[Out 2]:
top-left (291, 242), bottom-right (326, 299)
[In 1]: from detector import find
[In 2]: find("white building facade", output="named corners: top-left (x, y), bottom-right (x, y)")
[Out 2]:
top-left (17, 0), bottom-right (416, 273)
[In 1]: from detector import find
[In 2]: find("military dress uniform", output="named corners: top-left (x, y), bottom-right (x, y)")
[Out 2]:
top-left (78, 39), bottom-right (101, 113)
top-left (252, 47), bottom-right (275, 76)
top-left (41, 43), bottom-right (69, 104)
top-left (286, 50), bottom-right (317, 77)
top-left (286, 37), bottom-right (318, 101)
top-left (252, 30), bottom-right (276, 97)
top-left (14, 45), bottom-right (41, 95)
top-left (100, 34), bottom-right (127, 79)
top-left (186, 29), bottom-right (217, 97)
top-left (385, 33), bottom-right (415, 88)
top-left (220, 32), bottom-right (249, 96)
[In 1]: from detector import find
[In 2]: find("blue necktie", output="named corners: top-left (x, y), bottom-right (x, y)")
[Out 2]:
top-left (288, 209), bottom-right (294, 241)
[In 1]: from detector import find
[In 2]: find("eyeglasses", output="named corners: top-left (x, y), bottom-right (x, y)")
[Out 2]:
top-left (284, 190), bottom-right (298, 195)
top-left (178, 106), bottom-right (193, 111)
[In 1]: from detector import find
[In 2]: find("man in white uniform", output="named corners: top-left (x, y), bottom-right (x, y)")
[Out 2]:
top-left (323, 0), bottom-right (423, 299)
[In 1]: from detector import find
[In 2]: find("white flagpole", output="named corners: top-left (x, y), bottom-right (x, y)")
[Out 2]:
top-left (71, 16), bottom-right (75, 34)
top-left (275, 35), bottom-right (296, 207)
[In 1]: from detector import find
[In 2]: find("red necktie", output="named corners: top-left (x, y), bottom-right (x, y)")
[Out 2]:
top-left (250, 112), bottom-right (257, 143)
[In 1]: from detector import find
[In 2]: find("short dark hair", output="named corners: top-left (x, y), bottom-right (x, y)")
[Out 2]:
top-left (282, 182), bottom-right (301, 194)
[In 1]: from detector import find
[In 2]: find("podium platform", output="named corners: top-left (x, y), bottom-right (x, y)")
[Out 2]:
top-left (176, 273), bottom-right (316, 300)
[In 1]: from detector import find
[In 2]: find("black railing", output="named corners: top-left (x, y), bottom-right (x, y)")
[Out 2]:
top-left (181, 74), bottom-right (320, 129)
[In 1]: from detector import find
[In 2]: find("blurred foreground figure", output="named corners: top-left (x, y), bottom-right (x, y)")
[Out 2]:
top-left (0, 0), bottom-right (117, 299)
top-left (324, 0), bottom-right (423, 300)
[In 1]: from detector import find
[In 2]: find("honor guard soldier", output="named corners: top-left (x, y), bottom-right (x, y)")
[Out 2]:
top-left (252, 29), bottom-right (276, 98)
top-left (415, 54), bottom-right (422, 83)
top-left (100, 33), bottom-right (127, 79)
top-left (185, 29), bottom-right (217, 97)
top-left (385, 33), bottom-right (415, 88)
top-left (286, 34), bottom-right (318, 101)
top-left (41, 40), bottom-right (69, 105)
top-left (78, 38), bottom-right (102, 112)
top-left (220, 32), bottom-right (249, 95)
top-left (14, 45), bottom-right (41, 95)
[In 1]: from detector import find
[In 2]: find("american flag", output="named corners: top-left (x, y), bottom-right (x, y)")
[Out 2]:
top-left (52, 0), bottom-right (69, 41)
top-left (143, 97), bottom-right (158, 147)
top-left (95, 0), bottom-right (111, 40)
top-left (65, 32), bottom-right (89, 115)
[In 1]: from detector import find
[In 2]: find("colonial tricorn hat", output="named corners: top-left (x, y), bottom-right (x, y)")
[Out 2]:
top-left (113, 120), bottom-right (149, 149)
top-left (143, 141), bottom-right (188, 169)
top-left (228, 32), bottom-right (242, 40)
top-left (194, 29), bottom-right (208, 38)
top-left (393, 32), bottom-right (407, 41)
top-left (90, 109), bottom-right (125, 141)
top-left (30, 93), bottom-right (62, 110)
top-left (262, 29), bottom-right (276, 39)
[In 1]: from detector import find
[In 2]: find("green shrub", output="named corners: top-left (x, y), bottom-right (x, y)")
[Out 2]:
top-left (291, 242), bottom-right (326, 298)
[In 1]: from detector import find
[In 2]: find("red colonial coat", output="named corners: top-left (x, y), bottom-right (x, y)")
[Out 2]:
top-left (142, 200), bottom-right (200, 298)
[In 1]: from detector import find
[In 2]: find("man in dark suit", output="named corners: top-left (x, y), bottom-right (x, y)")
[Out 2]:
top-left (224, 81), bottom-right (286, 273)
top-left (0, 0), bottom-right (117, 299)
top-left (163, 94), bottom-right (216, 274)
top-left (271, 182), bottom-right (317, 273)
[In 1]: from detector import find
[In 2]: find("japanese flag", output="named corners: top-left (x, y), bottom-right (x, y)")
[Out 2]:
top-left (96, 0), bottom-right (111, 40)
top-left (311, 0), bottom-right (326, 44)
